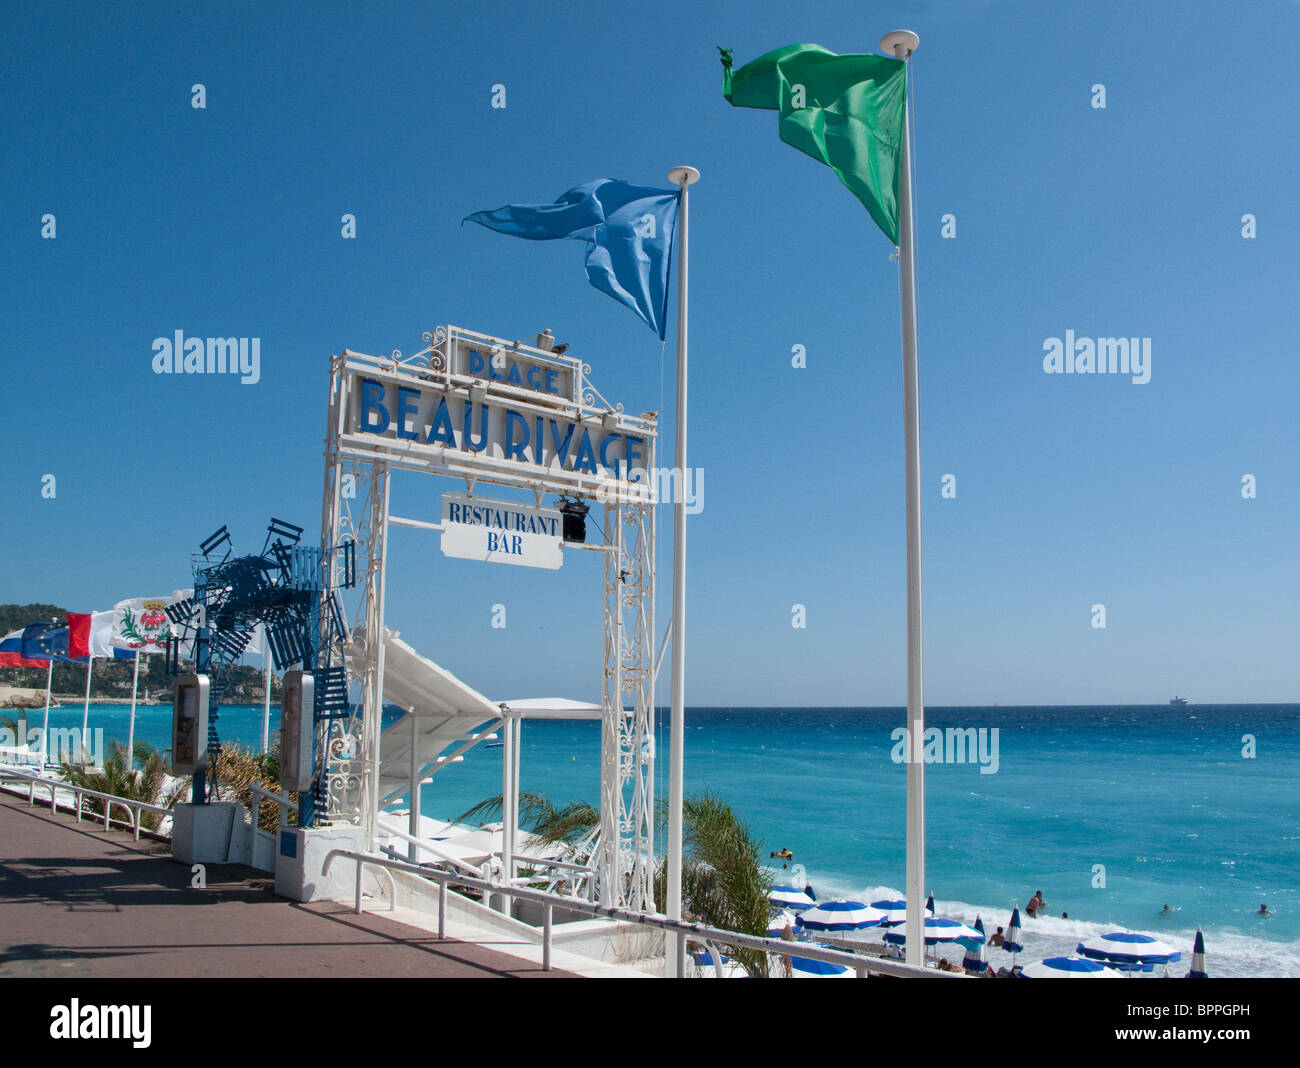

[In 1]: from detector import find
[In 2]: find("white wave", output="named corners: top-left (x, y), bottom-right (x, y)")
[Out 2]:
top-left (812, 882), bottom-right (1300, 977)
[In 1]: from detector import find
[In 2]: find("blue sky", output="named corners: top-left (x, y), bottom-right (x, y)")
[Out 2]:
top-left (2, 0), bottom-right (1297, 706)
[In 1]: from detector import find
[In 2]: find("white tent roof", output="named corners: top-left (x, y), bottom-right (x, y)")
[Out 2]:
top-left (381, 634), bottom-right (499, 720)
top-left (499, 697), bottom-right (603, 719)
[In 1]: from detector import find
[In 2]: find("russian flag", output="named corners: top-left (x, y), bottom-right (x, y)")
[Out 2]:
top-left (0, 628), bottom-right (46, 667)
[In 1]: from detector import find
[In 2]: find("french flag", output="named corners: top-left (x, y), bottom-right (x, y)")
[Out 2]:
top-left (67, 613), bottom-right (135, 659)
top-left (0, 629), bottom-right (46, 667)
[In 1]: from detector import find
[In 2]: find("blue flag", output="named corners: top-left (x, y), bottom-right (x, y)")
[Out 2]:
top-left (20, 622), bottom-right (87, 663)
top-left (464, 179), bottom-right (680, 340)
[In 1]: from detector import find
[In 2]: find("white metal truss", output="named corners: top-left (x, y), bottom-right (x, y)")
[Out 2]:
top-left (322, 328), bottom-right (659, 905)
top-left (320, 354), bottom-right (384, 834)
top-left (601, 490), bottom-right (656, 912)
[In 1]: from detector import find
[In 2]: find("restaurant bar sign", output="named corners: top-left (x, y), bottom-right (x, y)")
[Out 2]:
top-left (441, 492), bottom-right (562, 570)
top-left (340, 326), bottom-right (654, 497)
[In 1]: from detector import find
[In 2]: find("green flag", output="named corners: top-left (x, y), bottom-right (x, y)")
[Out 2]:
top-left (720, 44), bottom-right (907, 244)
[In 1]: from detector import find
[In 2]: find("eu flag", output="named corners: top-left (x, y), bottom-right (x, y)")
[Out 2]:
top-left (20, 622), bottom-right (88, 663)
top-left (464, 179), bottom-right (680, 340)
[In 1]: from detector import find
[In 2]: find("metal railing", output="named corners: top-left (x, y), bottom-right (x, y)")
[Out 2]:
top-left (374, 814), bottom-right (599, 901)
top-left (250, 781), bottom-right (298, 829)
top-left (375, 814), bottom-right (486, 878)
top-left (322, 848), bottom-right (956, 979)
top-left (0, 745), bottom-right (43, 768)
top-left (505, 852), bottom-right (597, 901)
top-left (0, 767), bottom-right (173, 841)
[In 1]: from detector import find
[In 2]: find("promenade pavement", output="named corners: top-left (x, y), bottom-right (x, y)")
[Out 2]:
top-left (0, 790), bottom-right (577, 978)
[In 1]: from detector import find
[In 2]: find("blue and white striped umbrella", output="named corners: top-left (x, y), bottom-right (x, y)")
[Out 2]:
top-left (883, 916), bottom-right (985, 950)
top-left (795, 899), bottom-right (883, 932)
top-left (1077, 931), bottom-right (1181, 968)
top-left (691, 947), bottom-right (730, 965)
top-left (1186, 927), bottom-right (1208, 978)
top-left (1002, 908), bottom-right (1024, 956)
top-left (1021, 955), bottom-right (1122, 979)
top-left (767, 909), bottom-right (797, 937)
top-left (770, 885), bottom-right (816, 911)
top-left (962, 916), bottom-right (989, 974)
top-left (868, 897), bottom-right (936, 927)
top-left (791, 953), bottom-right (855, 978)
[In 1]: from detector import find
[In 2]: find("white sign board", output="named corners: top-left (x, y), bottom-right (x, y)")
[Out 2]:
top-left (337, 326), bottom-right (655, 504)
top-left (441, 492), bottom-right (563, 570)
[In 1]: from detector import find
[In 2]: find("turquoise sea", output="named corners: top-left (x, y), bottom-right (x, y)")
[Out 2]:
top-left (16, 701), bottom-right (1299, 978)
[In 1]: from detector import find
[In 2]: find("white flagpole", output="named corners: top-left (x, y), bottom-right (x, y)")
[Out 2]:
top-left (665, 163), bottom-right (699, 978)
top-left (127, 650), bottom-right (140, 769)
top-left (41, 659), bottom-right (53, 767)
top-left (81, 656), bottom-right (93, 764)
top-left (881, 28), bottom-right (926, 969)
top-left (262, 639), bottom-right (272, 754)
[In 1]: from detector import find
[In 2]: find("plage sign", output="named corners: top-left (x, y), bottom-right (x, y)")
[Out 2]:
top-left (334, 326), bottom-right (657, 504)
top-left (441, 492), bottom-right (563, 570)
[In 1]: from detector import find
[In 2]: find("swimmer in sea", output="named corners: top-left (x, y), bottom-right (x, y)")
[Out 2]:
top-left (1258, 903), bottom-right (1272, 916)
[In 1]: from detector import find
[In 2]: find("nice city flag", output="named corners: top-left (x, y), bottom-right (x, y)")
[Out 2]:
top-left (464, 179), bottom-right (680, 340)
top-left (720, 44), bottom-right (907, 245)
top-left (89, 597), bottom-right (179, 655)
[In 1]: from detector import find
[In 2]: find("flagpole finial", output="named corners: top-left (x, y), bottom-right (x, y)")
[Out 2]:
top-left (668, 166), bottom-right (700, 188)
top-left (880, 30), bottom-right (919, 59)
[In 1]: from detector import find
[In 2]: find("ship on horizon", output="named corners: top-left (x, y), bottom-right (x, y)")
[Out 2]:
top-left (1170, 696), bottom-right (1189, 707)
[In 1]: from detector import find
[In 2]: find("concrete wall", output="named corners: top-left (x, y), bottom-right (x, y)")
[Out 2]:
top-left (172, 802), bottom-right (241, 865)
top-left (274, 824), bottom-right (386, 903)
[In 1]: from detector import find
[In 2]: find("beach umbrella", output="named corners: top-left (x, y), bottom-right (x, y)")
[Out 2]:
top-left (1077, 931), bottom-right (1181, 971)
top-left (1002, 908), bottom-right (1024, 957)
top-left (767, 909), bottom-right (797, 937)
top-left (691, 947), bottom-right (730, 965)
top-left (1186, 927), bottom-right (1207, 978)
top-left (795, 900), bottom-right (883, 933)
top-left (925, 893), bottom-right (935, 913)
top-left (770, 885), bottom-right (815, 911)
top-left (962, 916), bottom-right (988, 974)
top-left (790, 953), bottom-right (855, 978)
top-left (883, 916), bottom-right (985, 951)
top-left (1021, 956), bottom-right (1122, 979)
top-left (869, 897), bottom-right (936, 927)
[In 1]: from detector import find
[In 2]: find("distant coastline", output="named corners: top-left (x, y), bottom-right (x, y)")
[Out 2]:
top-left (1, 685), bottom-right (263, 709)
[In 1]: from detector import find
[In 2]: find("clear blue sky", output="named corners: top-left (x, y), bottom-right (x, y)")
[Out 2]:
top-left (3, 0), bottom-right (1297, 706)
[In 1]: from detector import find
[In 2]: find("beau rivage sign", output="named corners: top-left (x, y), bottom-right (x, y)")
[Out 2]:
top-left (334, 326), bottom-right (657, 501)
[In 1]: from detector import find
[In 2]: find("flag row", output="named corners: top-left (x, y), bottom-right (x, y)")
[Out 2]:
top-left (0, 593), bottom-right (247, 667)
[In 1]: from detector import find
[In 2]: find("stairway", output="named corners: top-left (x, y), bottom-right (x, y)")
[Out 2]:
top-left (372, 632), bottom-right (504, 805)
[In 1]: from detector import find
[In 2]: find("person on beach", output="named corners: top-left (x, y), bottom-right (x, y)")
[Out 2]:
top-left (1026, 891), bottom-right (1045, 918)
top-left (988, 926), bottom-right (1005, 947)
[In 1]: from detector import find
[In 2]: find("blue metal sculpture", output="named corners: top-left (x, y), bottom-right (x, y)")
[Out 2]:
top-left (166, 518), bottom-right (355, 825)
